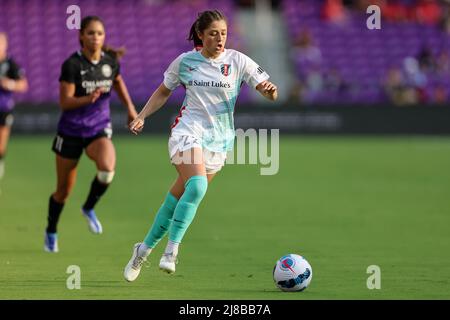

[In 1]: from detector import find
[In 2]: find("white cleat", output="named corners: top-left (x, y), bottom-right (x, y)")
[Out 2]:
top-left (159, 253), bottom-right (178, 274)
top-left (124, 243), bottom-right (148, 282)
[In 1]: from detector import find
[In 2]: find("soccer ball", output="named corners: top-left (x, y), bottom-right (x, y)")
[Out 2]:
top-left (273, 254), bottom-right (312, 292)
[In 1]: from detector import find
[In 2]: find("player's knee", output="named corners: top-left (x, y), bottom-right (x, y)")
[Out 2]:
top-left (97, 170), bottom-right (115, 184)
top-left (184, 175), bottom-right (208, 204)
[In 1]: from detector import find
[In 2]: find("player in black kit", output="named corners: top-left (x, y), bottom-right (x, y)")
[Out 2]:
top-left (44, 16), bottom-right (138, 252)
top-left (0, 32), bottom-right (28, 186)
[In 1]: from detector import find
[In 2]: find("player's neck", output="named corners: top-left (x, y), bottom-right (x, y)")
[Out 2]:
top-left (81, 48), bottom-right (101, 63)
top-left (200, 48), bottom-right (223, 60)
top-left (0, 52), bottom-right (6, 61)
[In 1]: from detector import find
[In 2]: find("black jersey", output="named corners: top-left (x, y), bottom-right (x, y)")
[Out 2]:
top-left (57, 50), bottom-right (120, 137)
top-left (59, 50), bottom-right (120, 96)
top-left (0, 57), bottom-right (25, 112)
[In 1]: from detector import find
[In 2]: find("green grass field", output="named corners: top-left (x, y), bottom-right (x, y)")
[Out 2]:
top-left (0, 135), bottom-right (449, 300)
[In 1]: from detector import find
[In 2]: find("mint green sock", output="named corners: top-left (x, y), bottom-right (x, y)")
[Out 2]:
top-left (168, 175), bottom-right (208, 243)
top-left (143, 192), bottom-right (179, 248)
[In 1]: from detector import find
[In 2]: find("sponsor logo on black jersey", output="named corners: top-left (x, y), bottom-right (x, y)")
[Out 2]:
top-left (82, 80), bottom-right (113, 94)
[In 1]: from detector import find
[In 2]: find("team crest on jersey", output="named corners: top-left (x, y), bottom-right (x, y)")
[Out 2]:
top-left (102, 64), bottom-right (112, 77)
top-left (220, 64), bottom-right (231, 76)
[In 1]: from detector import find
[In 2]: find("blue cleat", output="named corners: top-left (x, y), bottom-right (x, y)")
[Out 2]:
top-left (81, 208), bottom-right (103, 234)
top-left (44, 232), bottom-right (59, 253)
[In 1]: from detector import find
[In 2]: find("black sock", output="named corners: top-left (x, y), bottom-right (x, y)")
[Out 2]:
top-left (82, 177), bottom-right (109, 211)
top-left (46, 195), bottom-right (64, 233)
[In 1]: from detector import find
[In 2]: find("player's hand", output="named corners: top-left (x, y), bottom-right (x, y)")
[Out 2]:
top-left (257, 80), bottom-right (278, 101)
top-left (89, 88), bottom-right (103, 103)
top-left (261, 81), bottom-right (277, 95)
top-left (129, 116), bottom-right (145, 135)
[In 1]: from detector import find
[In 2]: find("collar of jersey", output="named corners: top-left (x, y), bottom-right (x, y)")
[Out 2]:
top-left (197, 48), bottom-right (227, 64)
top-left (77, 50), bottom-right (105, 66)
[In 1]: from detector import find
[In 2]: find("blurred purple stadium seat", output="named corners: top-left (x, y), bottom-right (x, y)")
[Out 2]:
top-left (0, 0), bottom-right (245, 104)
top-left (282, 0), bottom-right (450, 105)
top-left (3, 0), bottom-right (449, 106)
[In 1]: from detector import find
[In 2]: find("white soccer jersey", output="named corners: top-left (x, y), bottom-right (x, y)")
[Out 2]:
top-left (164, 48), bottom-right (270, 152)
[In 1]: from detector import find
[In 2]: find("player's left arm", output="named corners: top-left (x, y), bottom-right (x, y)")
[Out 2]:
top-left (256, 80), bottom-right (278, 101)
top-left (113, 74), bottom-right (138, 124)
top-left (240, 52), bottom-right (277, 101)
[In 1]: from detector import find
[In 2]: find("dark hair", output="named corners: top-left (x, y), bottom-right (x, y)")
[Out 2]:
top-left (188, 10), bottom-right (227, 46)
top-left (79, 16), bottom-right (126, 59)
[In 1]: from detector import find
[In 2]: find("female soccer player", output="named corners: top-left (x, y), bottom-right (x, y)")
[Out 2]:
top-left (0, 32), bottom-right (28, 184)
top-left (44, 16), bottom-right (138, 252)
top-left (124, 10), bottom-right (278, 281)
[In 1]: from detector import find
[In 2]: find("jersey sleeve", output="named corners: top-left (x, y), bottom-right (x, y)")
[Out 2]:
top-left (7, 59), bottom-right (25, 80)
top-left (110, 54), bottom-right (120, 77)
top-left (240, 53), bottom-right (270, 89)
top-left (59, 59), bottom-right (77, 83)
top-left (163, 53), bottom-right (185, 91)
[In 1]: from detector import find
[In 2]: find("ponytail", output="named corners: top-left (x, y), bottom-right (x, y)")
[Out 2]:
top-left (102, 44), bottom-right (126, 59)
top-left (188, 21), bottom-right (203, 47)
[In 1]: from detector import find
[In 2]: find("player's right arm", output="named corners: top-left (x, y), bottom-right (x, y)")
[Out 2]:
top-left (59, 81), bottom-right (102, 111)
top-left (129, 83), bottom-right (172, 135)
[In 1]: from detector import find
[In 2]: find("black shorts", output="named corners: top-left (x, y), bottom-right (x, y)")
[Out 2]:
top-left (0, 112), bottom-right (14, 126)
top-left (51, 128), bottom-right (112, 160)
